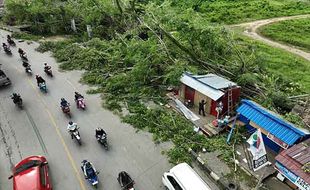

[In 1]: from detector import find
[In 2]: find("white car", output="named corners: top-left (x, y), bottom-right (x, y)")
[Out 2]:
top-left (162, 163), bottom-right (212, 190)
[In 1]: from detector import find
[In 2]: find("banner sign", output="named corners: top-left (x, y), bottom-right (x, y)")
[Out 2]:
top-left (247, 129), bottom-right (269, 171)
top-left (267, 133), bottom-right (289, 149)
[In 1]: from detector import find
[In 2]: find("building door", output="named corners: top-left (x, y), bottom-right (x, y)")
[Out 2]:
top-left (185, 86), bottom-right (195, 103)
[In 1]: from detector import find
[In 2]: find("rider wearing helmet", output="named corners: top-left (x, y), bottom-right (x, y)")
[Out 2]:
top-left (74, 92), bottom-right (84, 101)
top-left (22, 61), bottom-right (30, 68)
top-left (95, 127), bottom-right (106, 139)
top-left (18, 48), bottom-right (24, 55)
top-left (35, 75), bottom-right (45, 86)
top-left (67, 121), bottom-right (78, 139)
top-left (11, 93), bottom-right (21, 104)
top-left (44, 62), bottom-right (51, 71)
top-left (60, 98), bottom-right (69, 108)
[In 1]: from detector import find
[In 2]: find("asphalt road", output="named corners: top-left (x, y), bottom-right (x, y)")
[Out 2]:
top-left (0, 30), bottom-right (219, 190)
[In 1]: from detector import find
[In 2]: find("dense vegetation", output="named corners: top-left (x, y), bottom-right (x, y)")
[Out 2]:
top-left (2, 0), bottom-right (308, 166)
top-left (259, 18), bottom-right (310, 52)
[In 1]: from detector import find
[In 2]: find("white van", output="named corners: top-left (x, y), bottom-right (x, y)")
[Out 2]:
top-left (162, 162), bottom-right (212, 190)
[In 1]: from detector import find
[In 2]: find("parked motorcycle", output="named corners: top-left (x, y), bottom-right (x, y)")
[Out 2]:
top-left (96, 134), bottom-right (108, 150)
top-left (39, 82), bottom-right (47, 93)
top-left (117, 171), bottom-right (135, 190)
top-left (44, 67), bottom-right (53, 77)
top-left (81, 160), bottom-right (99, 188)
top-left (62, 104), bottom-right (71, 118)
top-left (76, 98), bottom-right (86, 110)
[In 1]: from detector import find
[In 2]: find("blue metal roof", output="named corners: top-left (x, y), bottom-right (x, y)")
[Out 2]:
top-left (237, 99), bottom-right (309, 146)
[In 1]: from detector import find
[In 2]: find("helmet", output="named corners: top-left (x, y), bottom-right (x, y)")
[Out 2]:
top-left (12, 93), bottom-right (17, 96)
top-left (44, 62), bottom-right (47, 66)
top-left (69, 121), bottom-right (73, 125)
top-left (61, 98), bottom-right (65, 101)
top-left (75, 92), bottom-right (79, 95)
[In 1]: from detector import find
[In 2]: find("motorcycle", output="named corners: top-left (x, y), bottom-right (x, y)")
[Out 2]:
top-left (4, 47), bottom-right (12, 55)
top-left (96, 134), bottom-right (108, 150)
top-left (117, 171), bottom-right (135, 190)
top-left (44, 67), bottom-right (53, 77)
top-left (81, 160), bottom-right (99, 188)
top-left (77, 98), bottom-right (86, 110)
top-left (39, 82), bottom-right (47, 93)
top-left (22, 62), bottom-right (32, 75)
top-left (69, 126), bottom-right (81, 145)
top-left (61, 104), bottom-right (71, 118)
top-left (7, 38), bottom-right (16, 46)
top-left (11, 96), bottom-right (23, 109)
top-left (20, 52), bottom-right (28, 61)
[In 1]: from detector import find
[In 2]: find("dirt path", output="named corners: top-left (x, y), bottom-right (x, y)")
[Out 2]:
top-left (232, 14), bottom-right (310, 61)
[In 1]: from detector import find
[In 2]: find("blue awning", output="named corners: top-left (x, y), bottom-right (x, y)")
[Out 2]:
top-left (237, 99), bottom-right (309, 146)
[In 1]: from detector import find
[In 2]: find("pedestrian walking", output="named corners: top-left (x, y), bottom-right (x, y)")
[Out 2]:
top-left (199, 99), bottom-right (206, 116)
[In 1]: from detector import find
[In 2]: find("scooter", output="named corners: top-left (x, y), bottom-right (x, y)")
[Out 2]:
top-left (44, 67), bottom-right (53, 77)
top-left (77, 98), bottom-right (86, 110)
top-left (62, 104), bottom-right (71, 118)
top-left (39, 82), bottom-right (47, 93)
top-left (96, 134), bottom-right (108, 150)
top-left (117, 171), bottom-right (135, 190)
top-left (81, 160), bottom-right (99, 188)
top-left (70, 127), bottom-right (81, 145)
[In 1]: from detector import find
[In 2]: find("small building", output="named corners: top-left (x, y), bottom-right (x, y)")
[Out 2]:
top-left (237, 99), bottom-right (309, 153)
top-left (275, 139), bottom-right (310, 190)
top-left (179, 72), bottom-right (241, 117)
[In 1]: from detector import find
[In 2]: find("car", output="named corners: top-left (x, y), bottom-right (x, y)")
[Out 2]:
top-left (8, 155), bottom-right (52, 190)
top-left (162, 163), bottom-right (211, 190)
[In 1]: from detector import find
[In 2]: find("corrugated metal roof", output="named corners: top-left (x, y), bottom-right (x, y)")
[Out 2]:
top-left (193, 73), bottom-right (237, 90)
top-left (180, 73), bottom-right (224, 101)
top-left (237, 99), bottom-right (308, 146)
top-left (276, 139), bottom-right (310, 184)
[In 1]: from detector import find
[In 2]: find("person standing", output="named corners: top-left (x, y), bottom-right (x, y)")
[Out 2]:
top-left (199, 99), bottom-right (206, 116)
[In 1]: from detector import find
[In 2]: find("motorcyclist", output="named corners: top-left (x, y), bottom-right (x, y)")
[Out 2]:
top-left (74, 92), bottom-right (84, 101)
top-left (35, 75), bottom-right (45, 86)
top-left (44, 62), bottom-right (51, 72)
top-left (60, 98), bottom-right (69, 109)
top-left (67, 121), bottom-right (78, 139)
top-left (22, 61), bottom-right (30, 68)
top-left (18, 48), bottom-right (25, 55)
top-left (95, 127), bottom-right (106, 139)
top-left (2, 43), bottom-right (8, 51)
top-left (81, 160), bottom-right (97, 179)
top-left (11, 93), bottom-right (22, 104)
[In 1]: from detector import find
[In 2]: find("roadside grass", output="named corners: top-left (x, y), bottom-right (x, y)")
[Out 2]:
top-left (165, 0), bottom-right (310, 24)
top-left (258, 18), bottom-right (310, 52)
top-left (235, 35), bottom-right (310, 93)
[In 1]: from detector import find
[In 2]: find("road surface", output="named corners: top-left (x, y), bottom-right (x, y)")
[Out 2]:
top-left (0, 30), bottom-right (219, 190)
top-left (232, 14), bottom-right (310, 61)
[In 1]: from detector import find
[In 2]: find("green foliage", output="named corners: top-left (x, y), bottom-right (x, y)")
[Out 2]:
top-left (259, 18), bottom-right (310, 51)
top-left (284, 113), bottom-right (306, 129)
top-left (141, 0), bottom-right (310, 24)
top-left (12, 32), bottom-right (42, 41)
